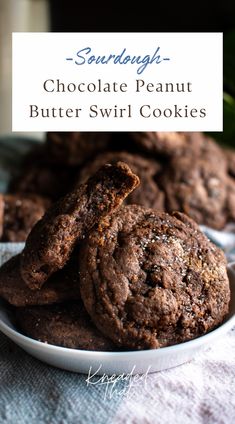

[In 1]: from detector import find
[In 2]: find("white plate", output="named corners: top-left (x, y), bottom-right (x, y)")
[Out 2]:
top-left (0, 265), bottom-right (235, 376)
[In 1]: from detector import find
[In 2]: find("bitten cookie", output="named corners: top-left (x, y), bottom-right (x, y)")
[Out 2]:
top-left (21, 162), bottom-right (139, 290)
top-left (0, 255), bottom-right (80, 307)
top-left (79, 205), bottom-right (230, 350)
top-left (15, 301), bottom-right (116, 351)
top-left (0, 194), bottom-right (50, 242)
top-left (78, 151), bottom-right (165, 210)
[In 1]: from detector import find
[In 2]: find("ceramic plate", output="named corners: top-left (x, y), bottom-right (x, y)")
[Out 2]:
top-left (0, 264), bottom-right (235, 376)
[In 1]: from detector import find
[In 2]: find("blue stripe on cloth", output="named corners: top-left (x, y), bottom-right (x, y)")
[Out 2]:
top-left (0, 246), bottom-right (128, 424)
top-left (0, 332), bottom-right (128, 424)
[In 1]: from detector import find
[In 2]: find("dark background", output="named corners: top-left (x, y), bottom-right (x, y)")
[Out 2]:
top-left (49, 1), bottom-right (235, 147)
top-left (50, 1), bottom-right (234, 33)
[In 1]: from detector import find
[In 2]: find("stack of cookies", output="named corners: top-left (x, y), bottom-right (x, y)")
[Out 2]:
top-left (0, 161), bottom-right (231, 351)
top-left (6, 131), bottom-right (235, 236)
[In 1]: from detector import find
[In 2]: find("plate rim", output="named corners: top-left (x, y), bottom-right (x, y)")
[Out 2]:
top-left (0, 300), bottom-right (234, 359)
top-left (0, 263), bottom-right (234, 359)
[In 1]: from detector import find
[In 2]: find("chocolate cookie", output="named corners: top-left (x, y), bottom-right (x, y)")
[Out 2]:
top-left (0, 194), bottom-right (50, 242)
top-left (78, 151), bottom-right (165, 210)
top-left (131, 131), bottom-right (190, 156)
top-left (79, 205), bottom-right (230, 350)
top-left (225, 177), bottom-right (235, 223)
top-left (15, 301), bottom-right (116, 351)
top-left (45, 132), bottom-right (112, 166)
top-left (0, 255), bottom-right (80, 307)
top-left (131, 132), bottom-right (226, 165)
top-left (9, 143), bottom-right (79, 201)
top-left (224, 148), bottom-right (235, 179)
top-left (11, 166), bottom-right (77, 201)
top-left (159, 154), bottom-right (234, 229)
top-left (21, 162), bottom-right (139, 290)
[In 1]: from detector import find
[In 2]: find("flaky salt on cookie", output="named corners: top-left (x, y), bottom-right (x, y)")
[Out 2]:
top-left (79, 205), bottom-right (230, 350)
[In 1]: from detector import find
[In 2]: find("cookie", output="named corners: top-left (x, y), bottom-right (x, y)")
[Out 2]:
top-left (78, 151), bottom-right (165, 210)
top-left (9, 143), bottom-right (79, 201)
top-left (15, 301), bottom-right (116, 351)
top-left (131, 132), bottom-right (227, 165)
top-left (0, 254), bottom-right (80, 307)
top-left (131, 131), bottom-right (190, 156)
top-left (21, 162), bottom-right (139, 290)
top-left (79, 205), bottom-right (230, 350)
top-left (159, 154), bottom-right (233, 229)
top-left (10, 165), bottom-right (77, 201)
top-left (0, 194), bottom-right (50, 242)
top-left (225, 177), bottom-right (235, 223)
top-left (224, 148), bottom-right (235, 179)
top-left (45, 132), bottom-right (112, 166)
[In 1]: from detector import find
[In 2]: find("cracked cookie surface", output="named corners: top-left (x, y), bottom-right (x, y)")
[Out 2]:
top-left (79, 205), bottom-right (230, 350)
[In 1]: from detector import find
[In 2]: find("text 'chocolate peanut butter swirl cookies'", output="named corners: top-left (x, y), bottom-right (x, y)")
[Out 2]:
top-left (21, 162), bottom-right (139, 290)
top-left (79, 205), bottom-right (230, 350)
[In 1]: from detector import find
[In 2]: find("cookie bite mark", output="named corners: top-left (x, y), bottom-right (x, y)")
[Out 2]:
top-left (79, 205), bottom-right (230, 350)
top-left (77, 151), bottom-right (165, 210)
top-left (20, 162), bottom-right (139, 290)
top-left (0, 255), bottom-right (80, 307)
